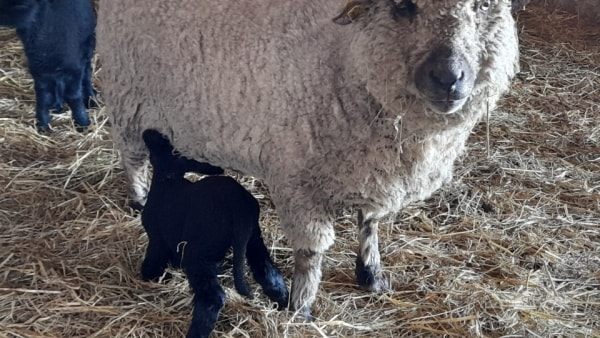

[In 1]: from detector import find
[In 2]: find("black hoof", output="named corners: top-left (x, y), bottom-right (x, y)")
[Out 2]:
top-left (85, 97), bottom-right (99, 109)
top-left (356, 257), bottom-right (389, 292)
top-left (75, 124), bottom-right (90, 133)
top-left (129, 200), bottom-right (144, 212)
top-left (36, 123), bottom-right (51, 133)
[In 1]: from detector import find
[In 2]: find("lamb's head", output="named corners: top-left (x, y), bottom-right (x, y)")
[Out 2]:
top-left (335, 0), bottom-right (520, 117)
top-left (142, 129), bottom-right (224, 179)
top-left (0, 0), bottom-right (38, 28)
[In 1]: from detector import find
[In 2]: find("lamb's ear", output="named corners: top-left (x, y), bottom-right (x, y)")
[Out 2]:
top-left (332, 0), bottom-right (372, 25)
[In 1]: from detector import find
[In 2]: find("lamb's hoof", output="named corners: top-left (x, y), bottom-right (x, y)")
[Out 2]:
top-left (275, 292), bottom-right (289, 311)
top-left (236, 285), bottom-right (253, 299)
top-left (267, 290), bottom-right (289, 311)
top-left (262, 278), bottom-right (289, 310)
top-left (36, 123), bottom-right (52, 133)
top-left (85, 97), bottom-right (99, 109)
top-left (75, 122), bottom-right (90, 133)
top-left (141, 268), bottom-right (172, 283)
top-left (356, 259), bottom-right (390, 293)
top-left (158, 272), bottom-right (173, 283)
top-left (129, 200), bottom-right (144, 212)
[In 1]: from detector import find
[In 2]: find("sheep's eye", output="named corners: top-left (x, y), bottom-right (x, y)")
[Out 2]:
top-left (392, 0), bottom-right (418, 19)
top-left (479, 0), bottom-right (491, 11)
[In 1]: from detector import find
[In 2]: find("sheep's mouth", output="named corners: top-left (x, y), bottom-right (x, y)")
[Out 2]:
top-left (425, 97), bottom-right (467, 115)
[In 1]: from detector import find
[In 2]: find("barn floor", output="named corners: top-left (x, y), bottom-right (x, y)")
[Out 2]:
top-left (1, 4), bottom-right (599, 338)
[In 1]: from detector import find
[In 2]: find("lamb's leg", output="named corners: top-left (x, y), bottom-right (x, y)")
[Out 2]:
top-left (140, 238), bottom-right (170, 281)
top-left (63, 68), bottom-right (91, 130)
top-left (232, 236), bottom-right (252, 298)
top-left (79, 32), bottom-right (97, 109)
top-left (51, 80), bottom-right (65, 113)
top-left (186, 265), bottom-right (225, 338)
top-left (246, 229), bottom-right (289, 310)
top-left (355, 209), bottom-right (389, 292)
top-left (32, 75), bottom-right (55, 132)
top-left (82, 62), bottom-right (98, 109)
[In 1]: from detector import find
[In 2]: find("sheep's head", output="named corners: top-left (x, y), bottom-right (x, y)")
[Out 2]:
top-left (335, 0), bottom-right (519, 117)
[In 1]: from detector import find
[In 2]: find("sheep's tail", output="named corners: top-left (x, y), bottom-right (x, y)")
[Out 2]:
top-left (246, 228), bottom-right (289, 310)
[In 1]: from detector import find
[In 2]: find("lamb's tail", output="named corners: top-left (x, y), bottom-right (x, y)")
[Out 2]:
top-left (142, 129), bottom-right (224, 175)
top-left (246, 228), bottom-right (289, 310)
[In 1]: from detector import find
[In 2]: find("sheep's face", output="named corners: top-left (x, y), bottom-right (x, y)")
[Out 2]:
top-left (337, 0), bottom-right (519, 116)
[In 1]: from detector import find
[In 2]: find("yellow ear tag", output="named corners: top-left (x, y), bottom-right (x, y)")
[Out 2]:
top-left (346, 3), bottom-right (365, 21)
top-left (333, 0), bottom-right (367, 25)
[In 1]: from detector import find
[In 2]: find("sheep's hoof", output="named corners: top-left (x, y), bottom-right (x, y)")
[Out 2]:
top-left (291, 305), bottom-right (314, 322)
top-left (129, 200), bottom-right (144, 213)
top-left (355, 258), bottom-right (390, 293)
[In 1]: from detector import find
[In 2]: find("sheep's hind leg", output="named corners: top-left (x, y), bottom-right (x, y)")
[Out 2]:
top-left (355, 209), bottom-right (389, 292)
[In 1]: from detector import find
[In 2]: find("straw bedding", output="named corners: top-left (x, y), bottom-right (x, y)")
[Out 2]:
top-left (0, 3), bottom-right (598, 338)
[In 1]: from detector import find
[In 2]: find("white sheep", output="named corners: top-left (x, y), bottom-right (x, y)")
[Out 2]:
top-left (97, 0), bottom-right (521, 318)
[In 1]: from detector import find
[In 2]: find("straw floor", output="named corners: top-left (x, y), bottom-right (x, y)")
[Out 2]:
top-left (0, 4), bottom-right (598, 338)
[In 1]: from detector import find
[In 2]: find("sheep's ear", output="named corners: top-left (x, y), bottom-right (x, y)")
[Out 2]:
top-left (511, 0), bottom-right (530, 14)
top-left (333, 0), bottom-right (372, 25)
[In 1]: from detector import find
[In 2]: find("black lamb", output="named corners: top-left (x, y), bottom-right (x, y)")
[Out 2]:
top-left (141, 129), bottom-right (289, 338)
top-left (0, 0), bottom-right (97, 131)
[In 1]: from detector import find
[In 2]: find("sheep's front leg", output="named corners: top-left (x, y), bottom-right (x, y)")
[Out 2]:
top-left (291, 248), bottom-right (323, 320)
top-left (274, 186), bottom-right (335, 319)
top-left (355, 209), bottom-right (389, 292)
top-left (286, 218), bottom-right (335, 320)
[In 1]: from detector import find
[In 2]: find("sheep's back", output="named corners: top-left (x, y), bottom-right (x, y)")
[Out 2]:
top-left (99, 0), bottom-right (346, 174)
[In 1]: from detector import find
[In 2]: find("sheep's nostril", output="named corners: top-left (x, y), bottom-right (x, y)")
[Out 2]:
top-left (429, 65), bottom-right (464, 94)
top-left (416, 46), bottom-right (474, 102)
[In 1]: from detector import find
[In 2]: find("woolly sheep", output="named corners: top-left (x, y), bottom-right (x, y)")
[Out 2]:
top-left (141, 129), bottom-right (289, 337)
top-left (0, 0), bottom-right (97, 131)
top-left (98, 0), bottom-right (521, 318)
